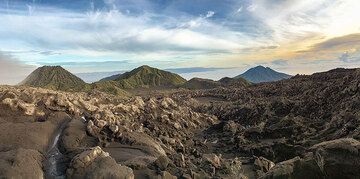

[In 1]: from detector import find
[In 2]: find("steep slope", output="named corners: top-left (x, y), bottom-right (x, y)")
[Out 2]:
top-left (90, 81), bottom-right (130, 96)
top-left (110, 65), bottom-right (187, 89)
top-left (19, 66), bottom-right (88, 91)
top-left (219, 77), bottom-right (250, 87)
top-left (235, 65), bottom-right (292, 83)
top-left (181, 78), bottom-right (221, 89)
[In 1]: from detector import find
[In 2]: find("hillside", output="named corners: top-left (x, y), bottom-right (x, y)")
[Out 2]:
top-left (219, 77), bottom-right (250, 87)
top-left (90, 80), bottom-right (130, 96)
top-left (235, 65), bottom-right (292, 83)
top-left (110, 65), bottom-right (187, 89)
top-left (19, 66), bottom-right (88, 91)
top-left (181, 77), bottom-right (250, 90)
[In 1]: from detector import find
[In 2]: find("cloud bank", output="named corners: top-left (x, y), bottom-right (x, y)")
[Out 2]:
top-left (0, 0), bottom-right (359, 78)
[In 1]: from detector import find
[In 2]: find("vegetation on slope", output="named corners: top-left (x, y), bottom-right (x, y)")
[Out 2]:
top-left (112, 65), bottom-right (187, 89)
top-left (90, 81), bottom-right (130, 96)
top-left (19, 66), bottom-right (88, 92)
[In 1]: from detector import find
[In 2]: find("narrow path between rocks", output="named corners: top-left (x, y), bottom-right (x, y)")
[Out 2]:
top-left (44, 119), bottom-right (70, 179)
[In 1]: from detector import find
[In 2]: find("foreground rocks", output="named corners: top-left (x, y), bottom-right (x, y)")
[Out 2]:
top-left (0, 68), bottom-right (360, 179)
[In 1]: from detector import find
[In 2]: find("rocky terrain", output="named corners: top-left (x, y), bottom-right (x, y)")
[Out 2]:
top-left (0, 67), bottom-right (359, 179)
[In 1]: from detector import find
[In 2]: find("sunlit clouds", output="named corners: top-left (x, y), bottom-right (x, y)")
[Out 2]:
top-left (0, 0), bottom-right (359, 77)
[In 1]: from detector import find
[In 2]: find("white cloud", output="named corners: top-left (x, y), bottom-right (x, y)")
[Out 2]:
top-left (236, 6), bottom-right (243, 13)
top-left (0, 6), bottom-right (253, 67)
top-left (205, 11), bottom-right (215, 18)
top-left (248, 0), bottom-right (360, 43)
top-left (181, 10), bottom-right (216, 28)
top-left (0, 52), bottom-right (36, 85)
top-left (247, 4), bottom-right (257, 12)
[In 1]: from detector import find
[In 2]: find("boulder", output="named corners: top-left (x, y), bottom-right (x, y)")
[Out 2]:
top-left (219, 157), bottom-right (245, 178)
top-left (154, 155), bottom-right (171, 170)
top-left (260, 156), bottom-right (322, 179)
top-left (203, 153), bottom-right (221, 168)
top-left (87, 120), bottom-right (101, 136)
top-left (254, 156), bottom-right (275, 173)
top-left (119, 132), bottom-right (167, 157)
top-left (0, 112), bottom-right (70, 152)
top-left (310, 138), bottom-right (360, 178)
top-left (109, 124), bottom-right (119, 134)
top-left (0, 148), bottom-right (44, 179)
top-left (67, 146), bottom-right (134, 179)
top-left (254, 156), bottom-right (275, 178)
top-left (60, 117), bottom-right (97, 152)
top-left (261, 138), bottom-right (360, 179)
top-left (95, 119), bottom-right (108, 128)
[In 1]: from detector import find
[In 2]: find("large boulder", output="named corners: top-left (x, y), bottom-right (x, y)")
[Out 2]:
top-left (67, 146), bottom-right (134, 179)
top-left (60, 117), bottom-right (97, 153)
top-left (0, 148), bottom-right (44, 179)
top-left (0, 112), bottom-right (70, 152)
top-left (254, 156), bottom-right (275, 173)
top-left (254, 156), bottom-right (275, 177)
top-left (119, 132), bottom-right (167, 157)
top-left (262, 138), bottom-right (360, 179)
top-left (260, 156), bottom-right (322, 179)
top-left (310, 138), bottom-right (360, 178)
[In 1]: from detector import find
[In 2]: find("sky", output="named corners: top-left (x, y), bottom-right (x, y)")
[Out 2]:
top-left (1, 0), bottom-right (360, 84)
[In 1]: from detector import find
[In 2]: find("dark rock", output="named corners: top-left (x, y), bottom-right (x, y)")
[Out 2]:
top-left (66, 146), bottom-right (134, 179)
top-left (0, 148), bottom-right (44, 179)
top-left (310, 138), bottom-right (360, 178)
top-left (155, 156), bottom-right (171, 171)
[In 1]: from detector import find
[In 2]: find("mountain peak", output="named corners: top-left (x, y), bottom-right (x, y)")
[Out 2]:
top-left (139, 65), bottom-right (151, 69)
top-left (20, 66), bottom-right (87, 91)
top-left (110, 65), bottom-right (187, 89)
top-left (253, 65), bottom-right (266, 69)
top-left (235, 66), bottom-right (292, 83)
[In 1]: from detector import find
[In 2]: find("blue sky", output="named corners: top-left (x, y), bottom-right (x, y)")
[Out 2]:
top-left (1, 0), bottom-right (360, 84)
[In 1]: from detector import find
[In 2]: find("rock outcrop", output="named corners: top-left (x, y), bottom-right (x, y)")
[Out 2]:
top-left (0, 148), bottom-right (44, 179)
top-left (262, 138), bottom-right (360, 179)
top-left (67, 146), bottom-right (134, 179)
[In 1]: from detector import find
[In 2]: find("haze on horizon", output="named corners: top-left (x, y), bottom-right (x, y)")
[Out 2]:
top-left (0, 0), bottom-right (360, 84)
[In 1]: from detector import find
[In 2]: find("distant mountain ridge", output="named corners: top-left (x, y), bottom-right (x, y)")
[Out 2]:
top-left (181, 77), bottom-right (250, 90)
top-left (20, 65), bottom-right (290, 93)
top-left (19, 66), bottom-right (87, 91)
top-left (20, 66), bottom-right (130, 96)
top-left (235, 65), bottom-right (292, 83)
top-left (20, 65), bottom-right (187, 93)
